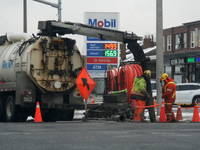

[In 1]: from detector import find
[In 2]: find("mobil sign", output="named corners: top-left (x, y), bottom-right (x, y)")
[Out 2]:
top-left (88, 19), bottom-right (116, 28)
top-left (84, 12), bottom-right (119, 77)
top-left (85, 12), bottom-right (119, 29)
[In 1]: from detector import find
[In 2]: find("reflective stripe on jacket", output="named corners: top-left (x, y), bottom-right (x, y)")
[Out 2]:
top-left (162, 80), bottom-right (176, 100)
top-left (164, 82), bottom-right (176, 98)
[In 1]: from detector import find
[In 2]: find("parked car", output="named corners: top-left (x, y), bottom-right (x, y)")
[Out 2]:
top-left (175, 83), bottom-right (200, 104)
top-left (151, 82), bottom-right (200, 104)
top-left (151, 80), bottom-right (157, 99)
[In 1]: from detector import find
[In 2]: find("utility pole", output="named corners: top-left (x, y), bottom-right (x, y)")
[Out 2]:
top-left (156, 0), bottom-right (163, 115)
top-left (23, 0), bottom-right (27, 33)
top-left (33, 0), bottom-right (62, 22)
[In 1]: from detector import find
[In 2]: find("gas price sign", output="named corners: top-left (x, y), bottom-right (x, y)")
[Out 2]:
top-left (85, 12), bottom-right (119, 77)
top-left (103, 43), bottom-right (118, 49)
top-left (103, 50), bottom-right (117, 57)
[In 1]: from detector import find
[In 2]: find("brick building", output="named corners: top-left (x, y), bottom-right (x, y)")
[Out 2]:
top-left (163, 20), bottom-right (200, 83)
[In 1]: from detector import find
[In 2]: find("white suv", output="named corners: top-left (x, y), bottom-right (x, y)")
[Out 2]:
top-left (175, 83), bottom-right (200, 104)
top-left (151, 82), bottom-right (200, 104)
top-left (151, 81), bottom-right (157, 99)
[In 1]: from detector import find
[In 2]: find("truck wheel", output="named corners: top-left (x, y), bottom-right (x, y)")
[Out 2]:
top-left (5, 96), bottom-right (16, 122)
top-left (67, 109), bottom-right (74, 121)
top-left (59, 109), bottom-right (74, 121)
top-left (0, 98), bottom-right (5, 121)
top-left (42, 110), bottom-right (59, 122)
top-left (59, 111), bottom-right (68, 121)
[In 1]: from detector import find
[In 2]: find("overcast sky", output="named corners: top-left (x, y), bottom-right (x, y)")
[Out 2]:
top-left (1, 0), bottom-right (200, 54)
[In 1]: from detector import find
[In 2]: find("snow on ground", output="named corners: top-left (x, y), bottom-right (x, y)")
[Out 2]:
top-left (27, 109), bottom-right (196, 122)
top-left (74, 107), bottom-right (197, 122)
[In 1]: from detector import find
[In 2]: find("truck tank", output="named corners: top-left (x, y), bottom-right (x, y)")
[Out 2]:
top-left (0, 34), bottom-right (85, 92)
top-left (0, 33), bottom-right (86, 122)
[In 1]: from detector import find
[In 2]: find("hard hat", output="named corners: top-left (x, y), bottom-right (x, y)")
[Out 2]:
top-left (143, 70), bottom-right (151, 77)
top-left (161, 73), bottom-right (169, 81)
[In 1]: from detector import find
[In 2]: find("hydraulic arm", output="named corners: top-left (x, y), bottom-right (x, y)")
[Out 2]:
top-left (37, 20), bottom-right (156, 122)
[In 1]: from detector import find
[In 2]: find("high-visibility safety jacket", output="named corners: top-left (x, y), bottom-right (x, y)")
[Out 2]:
top-left (130, 76), bottom-right (147, 101)
top-left (161, 78), bottom-right (176, 100)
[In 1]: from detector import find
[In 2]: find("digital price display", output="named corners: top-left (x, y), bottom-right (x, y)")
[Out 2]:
top-left (103, 43), bottom-right (118, 49)
top-left (103, 50), bottom-right (118, 57)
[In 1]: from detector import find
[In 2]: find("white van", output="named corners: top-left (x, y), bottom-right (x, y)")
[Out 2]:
top-left (151, 80), bottom-right (157, 100)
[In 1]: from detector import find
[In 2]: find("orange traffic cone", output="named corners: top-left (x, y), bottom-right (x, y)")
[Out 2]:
top-left (133, 105), bottom-right (142, 121)
top-left (176, 104), bottom-right (183, 121)
top-left (159, 101), bottom-right (166, 122)
top-left (192, 102), bottom-right (200, 122)
top-left (34, 102), bottom-right (43, 122)
top-left (92, 97), bottom-right (94, 104)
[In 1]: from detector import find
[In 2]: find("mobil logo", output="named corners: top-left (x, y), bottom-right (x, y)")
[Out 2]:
top-left (88, 19), bottom-right (116, 28)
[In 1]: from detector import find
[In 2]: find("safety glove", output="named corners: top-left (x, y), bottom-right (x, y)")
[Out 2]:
top-left (143, 91), bottom-right (151, 101)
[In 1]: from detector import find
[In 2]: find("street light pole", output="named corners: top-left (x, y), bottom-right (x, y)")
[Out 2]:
top-left (23, 0), bottom-right (27, 33)
top-left (58, 0), bottom-right (61, 22)
top-left (156, 0), bottom-right (163, 115)
top-left (33, 0), bottom-right (62, 22)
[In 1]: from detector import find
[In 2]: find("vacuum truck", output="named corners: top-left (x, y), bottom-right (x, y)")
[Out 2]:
top-left (0, 33), bottom-right (85, 122)
top-left (0, 20), bottom-right (156, 122)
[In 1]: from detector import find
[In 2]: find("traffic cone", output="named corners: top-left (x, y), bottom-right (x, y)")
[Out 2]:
top-left (34, 102), bottom-right (42, 122)
top-left (92, 97), bottom-right (94, 104)
top-left (192, 102), bottom-right (200, 122)
top-left (133, 105), bottom-right (141, 121)
top-left (176, 104), bottom-right (183, 121)
top-left (159, 101), bottom-right (166, 122)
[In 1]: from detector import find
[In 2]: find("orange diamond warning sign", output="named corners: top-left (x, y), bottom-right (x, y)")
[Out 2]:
top-left (76, 67), bottom-right (96, 101)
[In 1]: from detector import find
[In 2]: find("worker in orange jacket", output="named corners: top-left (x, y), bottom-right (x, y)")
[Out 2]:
top-left (160, 73), bottom-right (176, 122)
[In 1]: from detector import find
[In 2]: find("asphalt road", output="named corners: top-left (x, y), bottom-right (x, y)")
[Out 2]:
top-left (0, 106), bottom-right (199, 150)
top-left (0, 119), bottom-right (200, 150)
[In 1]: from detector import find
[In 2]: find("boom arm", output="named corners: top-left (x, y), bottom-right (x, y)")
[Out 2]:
top-left (37, 20), bottom-right (155, 122)
top-left (38, 21), bottom-right (148, 63)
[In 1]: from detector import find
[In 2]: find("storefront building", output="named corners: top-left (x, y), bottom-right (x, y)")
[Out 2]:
top-left (163, 20), bottom-right (200, 83)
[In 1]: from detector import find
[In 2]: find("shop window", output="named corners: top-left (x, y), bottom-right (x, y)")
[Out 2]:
top-left (195, 28), bottom-right (198, 47)
top-left (175, 34), bottom-right (181, 49)
top-left (184, 33), bottom-right (187, 48)
top-left (167, 35), bottom-right (171, 51)
top-left (165, 66), bottom-right (171, 77)
top-left (191, 31), bottom-right (195, 48)
top-left (175, 33), bottom-right (187, 50)
top-left (196, 63), bottom-right (200, 83)
top-left (188, 64), bottom-right (196, 83)
top-left (175, 65), bottom-right (182, 74)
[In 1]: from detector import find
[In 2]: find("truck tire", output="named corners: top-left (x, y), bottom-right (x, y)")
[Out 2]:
top-left (67, 109), bottom-right (74, 121)
top-left (42, 110), bottom-right (60, 122)
top-left (5, 96), bottom-right (16, 122)
top-left (59, 109), bottom-right (74, 121)
top-left (0, 97), bottom-right (5, 121)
